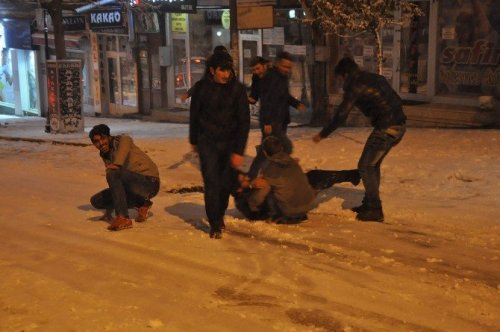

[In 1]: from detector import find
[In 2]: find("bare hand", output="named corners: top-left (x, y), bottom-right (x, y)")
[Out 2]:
top-left (230, 153), bottom-right (243, 169)
top-left (252, 177), bottom-right (268, 189)
top-left (248, 96), bottom-right (257, 104)
top-left (298, 103), bottom-right (306, 112)
top-left (312, 133), bottom-right (323, 143)
top-left (191, 144), bottom-right (198, 153)
top-left (106, 163), bottom-right (120, 170)
top-left (263, 125), bottom-right (272, 135)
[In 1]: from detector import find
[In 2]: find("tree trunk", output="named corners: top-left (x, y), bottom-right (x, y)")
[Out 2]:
top-left (309, 25), bottom-right (328, 126)
top-left (229, 0), bottom-right (239, 70)
top-left (374, 28), bottom-right (383, 75)
top-left (46, 0), bottom-right (66, 60)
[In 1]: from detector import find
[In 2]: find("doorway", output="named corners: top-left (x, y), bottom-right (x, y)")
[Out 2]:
top-left (98, 35), bottom-right (138, 115)
top-left (239, 30), bottom-right (262, 86)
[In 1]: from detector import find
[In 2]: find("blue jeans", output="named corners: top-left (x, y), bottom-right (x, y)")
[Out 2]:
top-left (358, 125), bottom-right (406, 208)
top-left (91, 169), bottom-right (160, 217)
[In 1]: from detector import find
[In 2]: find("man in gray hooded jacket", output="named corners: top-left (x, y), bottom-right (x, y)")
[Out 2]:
top-left (245, 136), bottom-right (316, 224)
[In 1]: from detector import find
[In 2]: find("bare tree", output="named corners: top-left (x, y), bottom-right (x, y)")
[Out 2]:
top-left (301, 0), bottom-right (423, 74)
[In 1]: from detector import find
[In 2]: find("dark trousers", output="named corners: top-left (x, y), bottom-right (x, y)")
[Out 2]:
top-left (247, 125), bottom-right (292, 179)
top-left (358, 125), bottom-right (405, 208)
top-left (90, 169), bottom-right (160, 217)
top-left (198, 137), bottom-right (238, 232)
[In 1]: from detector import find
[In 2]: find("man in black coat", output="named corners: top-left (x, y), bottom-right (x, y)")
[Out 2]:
top-left (189, 51), bottom-right (250, 239)
top-left (247, 51), bottom-right (306, 179)
top-left (313, 57), bottom-right (407, 222)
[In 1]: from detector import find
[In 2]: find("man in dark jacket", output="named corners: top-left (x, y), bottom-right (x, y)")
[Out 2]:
top-left (313, 57), bottom-right (406, 222)
top-left (247, 51), bottom-right (306, 179)
top-left (189, 51), bottom-right (250, 239)
top-left (248, 56), bottom-right (270, 105)
top-left (89, 124), bottom-right (160, 231)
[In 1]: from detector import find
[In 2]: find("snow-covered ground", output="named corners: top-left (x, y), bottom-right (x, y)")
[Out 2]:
top-left (0, 117), bottom-right (499, 331)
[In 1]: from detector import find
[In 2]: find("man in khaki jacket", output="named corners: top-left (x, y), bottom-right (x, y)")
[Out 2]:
top-left (89, 124), bottom-right (160, 231)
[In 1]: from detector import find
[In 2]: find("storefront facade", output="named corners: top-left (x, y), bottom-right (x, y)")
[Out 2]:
top-left (163, 0), bottom-right (314, 117)
top-left (0, 18), bottom-right (40, 116)
top-left (335, 0), bottom-right (499, 106)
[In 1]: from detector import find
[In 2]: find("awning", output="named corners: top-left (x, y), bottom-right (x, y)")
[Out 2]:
top-left (31, 32), bottom-right (88, 50)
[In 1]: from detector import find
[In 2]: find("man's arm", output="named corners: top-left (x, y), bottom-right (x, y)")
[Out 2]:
top-left (314, 87), bottom-right (357, 141)
top-left (233, 83), bottom-right (251, 157)
top-left (248, 178), bottom-right (271, 211)
top-left (112, 135), bottom-right (132, 166)
top-left (189, 81), bottom-right (202, 147)
top-left (249, 74), bottom-right (260, 104)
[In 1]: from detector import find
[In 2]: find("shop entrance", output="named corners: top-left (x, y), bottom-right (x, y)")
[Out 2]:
top-left (98, 35), bottom-right (137, 115)
top-left (239, 30), bottom-right (262, 87)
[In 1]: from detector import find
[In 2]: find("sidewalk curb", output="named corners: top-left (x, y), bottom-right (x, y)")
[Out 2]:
top-left (0, 135), bottom-right (91, 147)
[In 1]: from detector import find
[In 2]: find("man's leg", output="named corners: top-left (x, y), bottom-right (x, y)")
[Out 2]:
top-left (198, 139), bottom-right (227, 238)
top-left (90, 189), bottom-right (114, 221)
top-left (122, 174), bottom-right (160, 222)
top-left (357, 126), bottom-right (405, 221)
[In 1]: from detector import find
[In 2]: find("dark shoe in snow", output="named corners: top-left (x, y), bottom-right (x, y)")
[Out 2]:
top-left (275, 214), bottom-right (308, 225)
top-left (351, 203), bottom-right (368, 213)
top-left (356, 208), bottom-right (384, 222)
top-left (209, 230), bottom-right (223, 239)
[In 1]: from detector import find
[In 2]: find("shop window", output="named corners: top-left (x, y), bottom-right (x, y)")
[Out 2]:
top-left (0, 48), bottom-right (14, 106)
top-left (436, 0), bottom-right (500, 97)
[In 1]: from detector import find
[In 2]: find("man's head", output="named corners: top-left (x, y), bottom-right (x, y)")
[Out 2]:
top-left (275, 51), bottom-right (294, 77)
top-left (213, 45), bottom-right (228, 54)
top-left (250, 56), bottom-right (269, 78)
top-left (89, 124), bottom-right (111, 153)
top-left (262, 136), bottom-right (283, 157)
top-left (209, 51), bottom-right (234, 84)
top-left (334, 57), bottom-right (359, 79)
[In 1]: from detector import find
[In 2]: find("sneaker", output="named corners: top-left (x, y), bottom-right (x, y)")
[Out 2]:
top-left (108, 215), bottom-right (133, 231)
top-left (356, 208), bottom-right (384, 222)
top-left (135, 200), bottom-right (153, 223)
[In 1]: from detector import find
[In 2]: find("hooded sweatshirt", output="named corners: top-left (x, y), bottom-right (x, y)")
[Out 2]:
top-left (249, 151), bottom-right (316, 216)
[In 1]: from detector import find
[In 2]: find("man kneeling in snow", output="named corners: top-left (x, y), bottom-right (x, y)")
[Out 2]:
top-left (235, 136), bottom-right (361, 224)
top-left (235, 136), bottom-right (316, 224)
top-left (89, 124), bottom-right (160, 231)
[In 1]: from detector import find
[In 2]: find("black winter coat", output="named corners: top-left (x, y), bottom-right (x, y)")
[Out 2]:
top-left (320, 71), bottom-right (406, 138)
top-left (189, 77), bottom-right (250, 156)
top-left (259, 68), bottom-right (301, 131)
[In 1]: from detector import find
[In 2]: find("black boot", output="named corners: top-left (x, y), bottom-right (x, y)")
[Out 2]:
top-left (356, 207), bottom-right (384, 222)
top-left (351, 197), bottom-right (367, 213)
top-left (347, 170), bottom-right (361, 186)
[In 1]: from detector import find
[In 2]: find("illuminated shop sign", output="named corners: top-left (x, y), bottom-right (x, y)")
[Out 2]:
top-left (89, 9), bottom-right (124, 29)
top-left (141, 0), bottom-right (197, 13)
top-left (62, 16), bottom-right (86, 31)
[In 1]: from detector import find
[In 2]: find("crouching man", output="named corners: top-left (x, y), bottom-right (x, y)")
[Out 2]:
top-left (238, 136), bottom-right (316, 224)
top-left (89, 124), bottom-right (160, 231)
